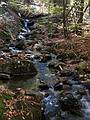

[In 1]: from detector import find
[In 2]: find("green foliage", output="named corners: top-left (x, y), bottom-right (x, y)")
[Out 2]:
top-left (50, 5), bottom-right (63, 15)
top-left (2, 94), bottom-right (12, 100)
top-left (8, 0), bottom-right (34, 17)
top-left (0, 101), bottom-right (5, 120)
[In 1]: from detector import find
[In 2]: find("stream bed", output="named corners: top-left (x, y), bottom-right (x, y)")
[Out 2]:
top-left (1, 14), bottom-right (90, 120)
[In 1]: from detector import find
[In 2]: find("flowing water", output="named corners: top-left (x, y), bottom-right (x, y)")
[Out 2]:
top-left (6, 16), bottom-right (61, 120)
top-left (3, 13), bottom-right (90, 120)
top-left (81, 90), bottom-right (90, 120)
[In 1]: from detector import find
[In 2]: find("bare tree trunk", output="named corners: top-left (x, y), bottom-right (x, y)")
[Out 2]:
top-left (78, 0), bottom-right (84, 23)
top-left (23, 0), bottom-right (33, 5)
top-left (89, 0), bottom-right (90, 16)
top-left (63, 0), bottom-right (68, 37)
top-left (50, 0), bottom-right (70, 6)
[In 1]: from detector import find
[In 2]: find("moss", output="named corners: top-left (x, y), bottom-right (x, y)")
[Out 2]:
top-left (2, 94), bottom-right (13, 100)
top-left (0, 60), bottom-right (37, 79)
top-left (0, 100), bottom-right (6, 120)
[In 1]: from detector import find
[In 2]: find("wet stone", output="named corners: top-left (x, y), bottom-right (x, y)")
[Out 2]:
top-left (0, 73), bottom-right (10, 80)
top-left (38, 83), bottom-right (49, 91)
top-left (60, 70), bottom-right (77, 77)
top-left (39, 54), bottom-right (52, 63)
top-left (72, 85), bottom-right (86, 95)
top-left (81, 81), bottom-right (90, 90)
top-left (47, 61), bottom-right (57, 69)
top-left (56, 52), bottom-right (68, 61)
top-left (0, 60), bottom-right (37, 79)
top-left (59, 94), bottom-right (82, 116)
top-left (56, 51), bottom-right (77, 61)
top-left (54, 82), bottom-right (63, 91)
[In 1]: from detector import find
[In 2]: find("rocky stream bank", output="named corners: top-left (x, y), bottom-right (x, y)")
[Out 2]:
top-left (0, 1), bottom-right (90, 120)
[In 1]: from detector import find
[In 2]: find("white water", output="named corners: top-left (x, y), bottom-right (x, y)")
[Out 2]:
top-left (42, 90), bottom-right (60, 120)
top-left (81, 91), bottom-right (90, 120)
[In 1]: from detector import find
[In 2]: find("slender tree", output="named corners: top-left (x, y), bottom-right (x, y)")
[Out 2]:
top-left (78, 0), bottom-right (84, 23)
top-left (63, 0), bottom-right (68, 37)
top-left (89, 0), bottom-right (90, 16)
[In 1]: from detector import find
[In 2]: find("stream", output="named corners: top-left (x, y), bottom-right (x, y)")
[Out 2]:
top-left (3, 13), bottom-right (90, 120)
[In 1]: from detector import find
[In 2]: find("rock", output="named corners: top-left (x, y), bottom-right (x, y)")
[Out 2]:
top-left (77, 61), bottom-right (87, 71)
top-left (48, 61), bottom-right (65, 70)
top-left (67, 51), bottom-right (77, 60)
top-left (63, 85), bottom-right (71, 91)
top-left (15, 40), bottom-right (25, 50)
top-left (38, 83), bottom-right (49, 91)
top-left (1, 46), bottom-right (10, 52)
top-left (0, 73), bottom-right (10, 80)
top-left (59, 94), bottom-right (82, 116)
top-left (60, 70), bottom-right (75, 77)
top-left (81, 80), bottom-right (90, 89)
top-left (47, 61), bottom-right (57, 68)
top-left (0, 8), bottom-right (21, 45)
top-left (57, 51), bottom-right (77, 61)
top-left (0, 60), bottom-right (37, 79)
top-left (34, 55), bottom-right (41, 60)
top-left (29, 54), bottom-right (40, 61)
top-left (83, 68), bottom-right (90, 74)
top-left (72, 85), bottom-right (86, 95)
top-left (25, 90), bottom-right (43, 99)
top-left (66, 60), bottom-right (80, 64)
top-left (54, 82), bottom-right (63, 91)
top-left (67, 79), bottom-right (81, 86)
top-left (40, 54), bottom-right (52, 63)
top-left (57, 52), bottom-right (67, 61)
top-left (33, 43), bottom-right (42, 51)
top-left (79, 53), bottom-right (88, 60)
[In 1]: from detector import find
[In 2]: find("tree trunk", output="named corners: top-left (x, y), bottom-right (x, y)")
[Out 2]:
top-left (63, 0), bottom-right (68, 37)
top-left (89, 0), bottom-right (90, 16)
top-left (78, 0), bottom-right (84, 23)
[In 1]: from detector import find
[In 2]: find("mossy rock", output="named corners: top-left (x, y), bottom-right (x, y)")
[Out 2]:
top-left (77, 61), bottom-right (87, 72)
top-left (0, 60), bottom-right (37, 79)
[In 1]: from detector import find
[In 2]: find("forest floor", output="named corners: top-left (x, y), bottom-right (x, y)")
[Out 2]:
top-left (0, 1), bottom-right (90, 120)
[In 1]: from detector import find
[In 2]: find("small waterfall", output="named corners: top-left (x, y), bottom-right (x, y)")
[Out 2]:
top-left (81, 90), bottom-right (90, 120)
top-left (17, 18), bottom-right (31, 40)
top-left (42, 90), bottom-right (60, 120)
top-left (81, 97), bottom-right (90, 108)
top-left (9, 13), bottom-right (33, 52)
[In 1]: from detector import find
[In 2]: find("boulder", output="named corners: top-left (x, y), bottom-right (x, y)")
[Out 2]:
top-left (81, 80), bottom-right (90, 90)
top-left (57, 51), bottom-right (77, 61)
top-left (0, 60), bottom-right (37, 79)
top-left (48, 61), bottom-right (57, 68)
top-left (59, 94), bottom-right (82, 116)
top-left (38, 83), bottom-right (49, 91)
top-left (54, 82), bottom-right (63, 91)
top-left (0, 73), bottom-right (10, 80)
top-left (77, 61), bottom-right (87, 71)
